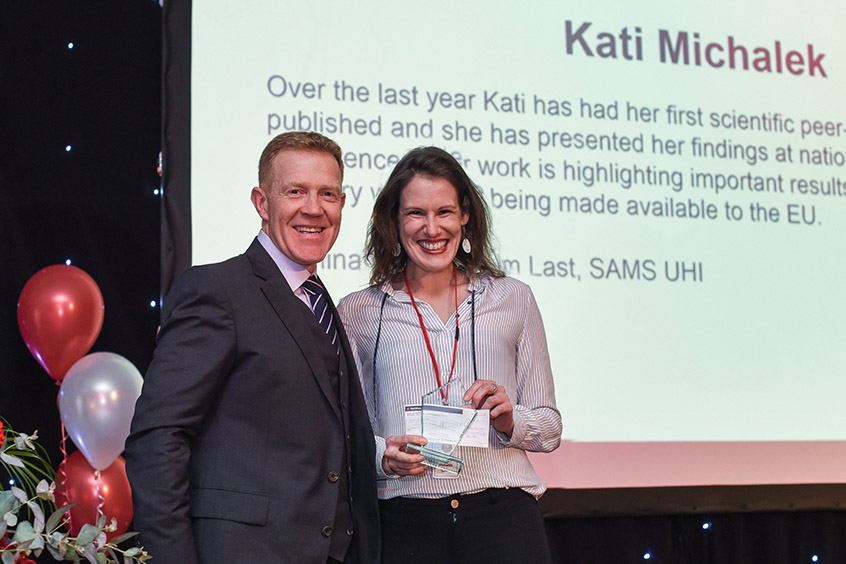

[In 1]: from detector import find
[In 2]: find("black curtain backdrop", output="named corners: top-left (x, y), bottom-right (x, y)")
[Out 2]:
top-left (1, 0), bottom-right (161, 494)
top-left (545, 510), bottom-right (846, 564)
top-left (2, 3), bottom-right (845, 564)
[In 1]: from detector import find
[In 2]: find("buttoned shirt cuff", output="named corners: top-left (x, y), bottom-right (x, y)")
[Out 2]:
top-left (496, 407), bottom-right (526, 447)
top-left (374, 436), bottom-right (400, 479)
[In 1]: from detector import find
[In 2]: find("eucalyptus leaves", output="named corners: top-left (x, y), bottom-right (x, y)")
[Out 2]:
top-left (0, 421), bottom-right (149, 564)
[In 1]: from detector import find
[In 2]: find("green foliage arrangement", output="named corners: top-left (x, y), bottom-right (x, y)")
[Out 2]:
top-left (0, 420), bottom-right (149, 564)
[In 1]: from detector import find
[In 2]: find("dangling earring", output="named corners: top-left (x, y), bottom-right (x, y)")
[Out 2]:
top-left (462, 235), bottom-right (471, 254)
top-left (392, 242), bottom-right (402, 257)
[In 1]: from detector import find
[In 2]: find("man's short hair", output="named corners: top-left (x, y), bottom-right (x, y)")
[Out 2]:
top-left (258, 131), bottom-right (344, 187)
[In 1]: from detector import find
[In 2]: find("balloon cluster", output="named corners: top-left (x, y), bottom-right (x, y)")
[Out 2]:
top-left (17, 265), bottom-right (142, 540)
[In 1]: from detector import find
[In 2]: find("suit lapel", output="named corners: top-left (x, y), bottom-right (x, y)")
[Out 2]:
top-left (245, 240), bottom-right (342, 418)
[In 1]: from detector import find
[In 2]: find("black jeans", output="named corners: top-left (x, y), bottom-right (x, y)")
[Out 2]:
top-left (379, 488), bottom-right (554, 564)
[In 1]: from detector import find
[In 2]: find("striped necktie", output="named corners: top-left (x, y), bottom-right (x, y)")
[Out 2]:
top-left (301, 275), bottom-right (340, 354)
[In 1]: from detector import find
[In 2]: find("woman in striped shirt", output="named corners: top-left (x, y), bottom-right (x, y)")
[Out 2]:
top-left (338, 146), bottom-right (561, 564)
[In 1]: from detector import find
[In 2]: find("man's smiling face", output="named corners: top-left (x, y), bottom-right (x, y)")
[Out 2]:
top-left (251, 149), bottom-right (346, 271)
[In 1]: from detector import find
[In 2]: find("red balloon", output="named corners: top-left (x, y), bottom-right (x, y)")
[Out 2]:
top-left (54, 452), bottom-right (133, 542)
top-left (17, 265), bottom-right (104, 381)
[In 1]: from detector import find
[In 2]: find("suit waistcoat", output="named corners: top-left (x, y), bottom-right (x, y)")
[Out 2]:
top-left (304, 305), bottom-right (353, 560)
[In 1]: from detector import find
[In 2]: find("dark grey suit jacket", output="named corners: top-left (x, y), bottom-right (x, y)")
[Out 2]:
top-left (125, 239), bottom-right (379, 564)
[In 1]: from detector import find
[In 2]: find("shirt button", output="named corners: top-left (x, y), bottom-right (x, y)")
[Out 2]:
top-left (328, 471), bottom-right (340, 482)
top-left (346, 528), bottom-right (354, 537)
top-left (322, 526), bottom-right (333, 537)
top-left (450, 499), bottom-right (459, 509)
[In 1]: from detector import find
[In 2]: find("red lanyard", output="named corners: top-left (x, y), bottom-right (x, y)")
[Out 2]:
top-left (404, 265), bottom-right (459, 404)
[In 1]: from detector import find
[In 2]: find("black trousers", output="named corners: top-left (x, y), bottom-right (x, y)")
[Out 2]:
top-left (379, 488), bottom-right (554, 564)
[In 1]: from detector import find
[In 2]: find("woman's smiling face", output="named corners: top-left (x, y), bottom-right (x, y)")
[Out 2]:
top-left (398, 175), bottom-right (469, 278)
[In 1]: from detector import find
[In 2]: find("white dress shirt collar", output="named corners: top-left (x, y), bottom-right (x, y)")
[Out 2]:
top-left (256, 229), bottom-right (312, 299)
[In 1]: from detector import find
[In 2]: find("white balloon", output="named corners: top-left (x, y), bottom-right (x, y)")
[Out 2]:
top-left (59, 352), bottom-right (143, 470)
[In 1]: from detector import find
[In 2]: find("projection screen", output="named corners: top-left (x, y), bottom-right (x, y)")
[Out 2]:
top-left (162, 0), bottom-right (846, 511)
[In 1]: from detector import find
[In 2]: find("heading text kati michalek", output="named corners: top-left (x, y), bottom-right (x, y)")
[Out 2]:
top-left (565, 21), bottom-right (827, 78)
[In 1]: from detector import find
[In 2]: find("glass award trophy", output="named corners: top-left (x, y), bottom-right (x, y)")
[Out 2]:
top-left (406, 380), bottom-right (477, 475)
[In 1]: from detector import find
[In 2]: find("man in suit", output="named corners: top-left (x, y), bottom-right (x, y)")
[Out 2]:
top-left (124, 132), bottom-right (379, 564)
